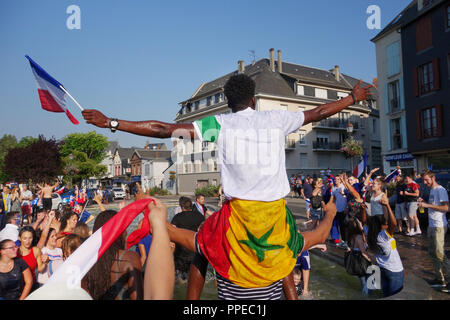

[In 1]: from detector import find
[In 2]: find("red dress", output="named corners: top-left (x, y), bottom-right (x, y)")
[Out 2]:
top-left (18, 248), bottom-right (37, 281)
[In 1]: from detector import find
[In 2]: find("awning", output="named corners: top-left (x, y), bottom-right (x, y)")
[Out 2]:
top-left (131, 176), bottom-right (141, 182)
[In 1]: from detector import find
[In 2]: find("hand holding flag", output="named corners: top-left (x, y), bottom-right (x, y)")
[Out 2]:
top-left (26, 55), bottom-right (83, 124)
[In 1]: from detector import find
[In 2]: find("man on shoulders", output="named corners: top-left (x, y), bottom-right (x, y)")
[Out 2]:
top-left (418, 170), bottom-right (450, 291)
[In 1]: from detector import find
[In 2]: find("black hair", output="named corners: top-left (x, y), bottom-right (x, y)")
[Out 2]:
top-left (45, 228), bottom-right (56, 247)
top-left (196, 193), bottom-right (205, 200)
top-left (223, 74), bottom-right (255, 111)
top-left (367, 215), bottom-right (387, 253)
top-left (345, 217), bottom-right (364, 248)
top-left (0, 239), bottom-right (15, 257)
top-left (179, 197), bottom-right (193, 211)
top-left (59, 209), bottom-right (79, 232)
top-left (5, 211), bottom-right (20, 225)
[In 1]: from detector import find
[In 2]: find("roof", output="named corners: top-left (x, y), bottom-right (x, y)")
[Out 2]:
top-left (371, 0), bottom-right (446, 42)
top-left (134, 149), bottom-right (172, 160)
top-left (107, 141), bottom-right (120, 154)
top-left (176, 57), bottom-right (378, 121)
top-left (115, 147), bottom-right (140, 160)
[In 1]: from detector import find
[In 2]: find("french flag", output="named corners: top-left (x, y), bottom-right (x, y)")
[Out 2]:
top-left (385, 166), bottom-right (402, 183)
top-left (27, 198), bottom-right (155, 299)
top-left (54, 185), bottom-right (65, 195)
top-left (352, 152), bottom-right (367, 178)
top-left (25, 55), bottom-right (79, 124)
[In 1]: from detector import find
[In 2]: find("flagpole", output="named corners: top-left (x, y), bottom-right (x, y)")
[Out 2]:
top-left (59, 85), bottom-right (84, 111)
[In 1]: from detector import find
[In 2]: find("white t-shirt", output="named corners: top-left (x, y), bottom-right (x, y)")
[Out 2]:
top-left (193, 108), bottom-right (305, 202)
top-left (331, 185), bottom-right (347, 212)
top-left (21, 190), bottom-right (33, 206)
top-left (376, 230), bottom-right (403, 272)
top-left (37, 247), bottom-right (64, 284)
top-left (428, 185), bottom-right (449, 228)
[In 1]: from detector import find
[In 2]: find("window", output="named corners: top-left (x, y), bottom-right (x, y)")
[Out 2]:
top-left (300, 153), bottom-right (308, 168)
top-left (418, 106), bottom-right (442, 139)
top-left (447, 5), bottom-right (450, 29)
top-left (280, 104), bottom-right (288, 111)
top-left (315, 88), bottom-right (328, 99)
top-left (386, 42), bottom-right (401, 77)
top-left (416, 14), bottom-right (432, 52)
top-left (390, 118), bottom-right (402, 150)
top-left (337, 92), bottom-right (347, 100)
top-left (194, 101), bottom-right (199, 110)
top-left (372, 118), bottom-right (377, 135)
top-left (418, 62), bottom-right (434, 94)
top-left (299, 130), bottom-right (306, 145)
top-left (214, 93), bottom-right (220, 104)
top-left (202, 141), bottom-right (209, 151)
top-left (338, 112), bottom-right (349, 124)
top-left (207, 96), bottom-right (212, 106)
top-left (296, 84), bottom-right (304, 95)
top-left (388, 80), bottom-right (400, 112)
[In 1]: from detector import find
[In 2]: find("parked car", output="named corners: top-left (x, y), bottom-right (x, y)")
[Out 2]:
top-left (51, 193), bottom-right (63, 211)
top-left (112, 188), bottom-right (126, 200)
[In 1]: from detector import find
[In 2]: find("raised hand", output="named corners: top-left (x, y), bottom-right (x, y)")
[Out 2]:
top-left (81, 109), bottom-right (110, 128)
top-left (352, 79), bottom-right (374, 102)
top-left (135, 182), bottom-right (151, 201)
top-left (93, 191), bottom-right (103, 204)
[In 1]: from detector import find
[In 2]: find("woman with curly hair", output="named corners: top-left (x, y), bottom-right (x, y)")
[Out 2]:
top-left (82, 210), bottom-right (143, 300)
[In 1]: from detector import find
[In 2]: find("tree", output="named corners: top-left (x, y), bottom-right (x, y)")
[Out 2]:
top-left (0, 134), bottom-right (18, 182)
top-left (60, 131), bottom-right (109, 162)
top-left (3, 135), bottom-right (63, 183)
top-left (60, 131), bottom-right (109, 185)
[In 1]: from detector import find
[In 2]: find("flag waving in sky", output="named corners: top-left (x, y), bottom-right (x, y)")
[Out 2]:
top-left (352, 151), bottom-right (367, 178)
top-left (25, 55), bottom-right (79, 124)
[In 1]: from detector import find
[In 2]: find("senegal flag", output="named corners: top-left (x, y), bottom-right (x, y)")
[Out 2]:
top-left (196, 198), bottom-right (303, 288)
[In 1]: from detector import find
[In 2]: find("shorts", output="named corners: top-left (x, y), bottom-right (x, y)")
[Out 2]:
top-left (305, 198), bottom-right (311, 211)
top-left (395, 203), bottom-right (407, 220)
top-left (406, 202), bottom-right (418, 217)
top-left (42, 198), bottom-right (52, 211)
top-left (310, 208), bottom-right (324, 221)
top-left (295, 251), bottom-right (310, 271)
top-left (21, 205), bottom-right (31, 216)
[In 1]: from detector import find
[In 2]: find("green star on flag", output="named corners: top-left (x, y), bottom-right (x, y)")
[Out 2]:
top-left (239, 226), bottom-right (284, 262)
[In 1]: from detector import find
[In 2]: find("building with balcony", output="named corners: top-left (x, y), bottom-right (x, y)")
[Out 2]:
top-left (173, 49), bottom-right (379, 194)
top-left (372, 0), bottom-right (450, 175)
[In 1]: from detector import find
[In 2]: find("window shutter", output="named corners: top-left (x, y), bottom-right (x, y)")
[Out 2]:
top-left (387, 120), bottom-right (392, 151)
top-left (432, 58), bottom-right (440, 90)
top-left (436, 105), bottom-right (443, 137)
top-left (399, 77), bottom-right (405, 110)
top-left (413, 66), bottom-right (419, 96)
top-left (416, 110), bottom-right (423, 141)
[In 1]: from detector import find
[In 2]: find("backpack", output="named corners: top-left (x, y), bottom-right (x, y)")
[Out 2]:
top-left (310, 195), bottom-right (323, 209)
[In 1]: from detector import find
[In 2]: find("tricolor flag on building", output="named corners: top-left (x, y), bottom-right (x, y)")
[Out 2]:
top-left (352, 151), bottom-right (367, 178)
top-left (26, 198), bottom-right (154, 299)
top-left (196, 198), bottom-right (303, 288)
top-left (25, 55), bottom-right (80, 124)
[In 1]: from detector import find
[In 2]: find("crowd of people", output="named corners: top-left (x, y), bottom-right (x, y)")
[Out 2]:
top-left (289, 168), bottom-right (450, 297)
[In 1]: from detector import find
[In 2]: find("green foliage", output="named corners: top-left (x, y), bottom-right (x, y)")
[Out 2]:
top-left (60, 131), bottom-right (109, 163)
top-left (148, 187), bottom-right (170, 196)
top-left (17, 136), bottom-right (39, 149)
top-left (3, 135), bottom-right (62, 183)
top-left (386, 182), bottom-right (397, 198)
top-left (195, 185), bottom-right (220, 197)
top-left (0, 134), bottom-right (18, 183)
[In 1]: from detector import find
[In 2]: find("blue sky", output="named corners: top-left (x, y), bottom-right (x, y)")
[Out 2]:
top-left (0, 0), bottom-right (410, 149)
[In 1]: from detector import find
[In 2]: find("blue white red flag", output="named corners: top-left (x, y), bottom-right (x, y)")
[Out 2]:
top-left (54, 185), bottom-right (65, 195)
top-left (25, 55), bottom-right (79, 124)
top-left (385, 166), bottom-right (402, 183)
top-left (352, 152), bottom-right (367, 178)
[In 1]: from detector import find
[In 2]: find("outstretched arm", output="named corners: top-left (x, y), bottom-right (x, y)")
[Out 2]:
top-left (82, 109), bottom-right (197, 139)
top-left (303, 80), bottom-right (373, 125)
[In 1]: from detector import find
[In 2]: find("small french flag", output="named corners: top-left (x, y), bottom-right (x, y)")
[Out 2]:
top-left (385, 166), bottom-right (402, 183)
top-left (352, 152), bottom-right (367, 178)
top-left (25, 55), bottom-right (79, 124)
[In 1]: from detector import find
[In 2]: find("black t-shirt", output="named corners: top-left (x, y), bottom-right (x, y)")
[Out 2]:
top-left (395, 183), bottom-right (407, 204)
top-left (171, 211), bottom-right (205, 276)
top-left (303, 183), bottom-right (313, 199)
top-left (0, 258), bottom-right (29, 300)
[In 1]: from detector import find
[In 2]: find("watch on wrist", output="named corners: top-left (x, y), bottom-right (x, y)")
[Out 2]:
top-left (109, 118), bottom-right (119, 132)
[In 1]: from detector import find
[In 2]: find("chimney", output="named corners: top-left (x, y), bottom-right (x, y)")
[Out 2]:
top-left (277, 50), bottom-right (282, 73)
top-left (334, 65), bottom-right (340, 82)
top-left (269, 48), bottom-right (275, 72)
top-left (238, 60), bottom-right (245, 73)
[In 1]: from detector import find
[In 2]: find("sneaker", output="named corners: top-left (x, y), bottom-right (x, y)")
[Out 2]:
top-left (442, 283), bottom-right (450, 293)
top-left (406, 231), bottom-right (415, 236)
top-left (414, 229), bottom-right (422, 235)
top-left (429, 279), bottom-right (446, 288)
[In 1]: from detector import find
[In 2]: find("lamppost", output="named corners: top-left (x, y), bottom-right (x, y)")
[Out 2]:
top-left (347, 123), bottom-right (354, 171)
top-left (69, 153), bottom-right (73, 189)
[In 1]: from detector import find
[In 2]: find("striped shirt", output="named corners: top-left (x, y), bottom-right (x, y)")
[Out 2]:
top-left (194, 234), bottom-right (283, 300)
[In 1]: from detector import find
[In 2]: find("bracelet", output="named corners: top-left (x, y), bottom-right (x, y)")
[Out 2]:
top-left (350, 92), bottom-right (356, 104)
